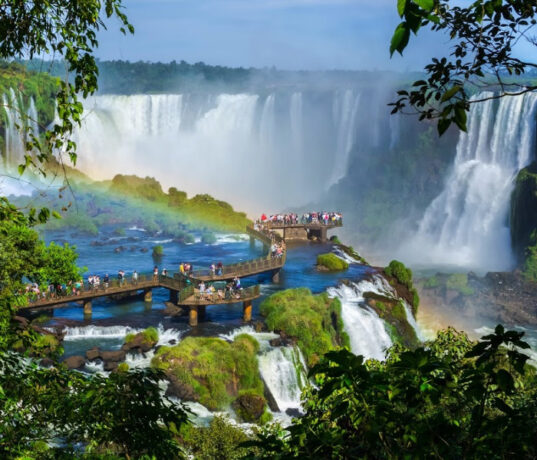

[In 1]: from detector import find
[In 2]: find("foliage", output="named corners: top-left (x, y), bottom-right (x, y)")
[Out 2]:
top-left (182, 415), bottom-right (254, 460)
top-left (153, 244), bottom-right (164, 257)
top-left (12, 176), bottom-right (251, 234)
top-left (0, 356), bottom-right (188, 458)
top-left (142, 326), bottom-right (159, 344)
top-left (446, 273), bottom-right (474, 296)
top-left (385, 259), bottom-right (413, 288)
top-left (201, 232), bottom-right (217, 244)
top-left (424, 275), bottom-right (440, 288)
top-left (260, 288), bottom-right (347, 367)
top-left (152, 335), bottom-right (266, 417)
top-left (523, 244), bottom-right (537, 282)
top-left (117, 362), bottom-right (129, 373)
top-left (390, 0), bottom-right (537, 134)
top-left (316, 253), bottom-right (348, 272)
top-left (249, 326), bottom-right (537, 459)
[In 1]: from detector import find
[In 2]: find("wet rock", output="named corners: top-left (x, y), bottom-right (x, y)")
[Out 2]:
top-left (11, 316), bottom-right (29, 329)
top-left (262, 377), bottom-right (280, 412)
top-left (140, 248), bottom-right (149, 253)
top-left (86, 347), bottom-right (101, 361)
top-left (121, 333), bottom-right (154, 353)
top-left (63, 355), bottom-right (86, 370)
top-left (285, 408), bottom-right (302, 418)
top-left (104, 361), bottom-right (118, 372)
top-left (40, 357), bottom-right (54, 368)
top-left (100, 350), bottom-right (126, 362)
top-left (165, 373), bottom-right (199, 401)
top-left (232, 393), bottom-right (266, 422)
top-left (168, 339), bottom-right (177, 346)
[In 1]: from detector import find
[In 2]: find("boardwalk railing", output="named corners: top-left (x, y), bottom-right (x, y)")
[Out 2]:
top-left (261, 220), bottom-right (343, 228)
top-left (182, 285), bottom-right (261, 305)
top-left (21, 223), bottom-right (284, 309)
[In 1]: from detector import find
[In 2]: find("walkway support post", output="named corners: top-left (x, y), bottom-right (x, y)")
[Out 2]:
top-left (83, 300), bottom-right (92, 318)
top-left (320, 227), bottom-right (328, 242)
top-left (272, 269), bottom-right (280, 283)
top-left (250, 235), bottom-right (255, 248)
top-left (243, 300), bottom-right (252, 322)
top-left (144, 288), bottom-right (152, 302)
top-left (189, 305), bottom-right (198, 327)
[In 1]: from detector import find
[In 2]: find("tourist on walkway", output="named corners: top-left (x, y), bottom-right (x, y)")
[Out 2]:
top-left (132, 271), bottom-right (138, 285)
top-left (103, 274), bottom-right (110, 289)
top-left (153, 266), bottom-right (158, 281)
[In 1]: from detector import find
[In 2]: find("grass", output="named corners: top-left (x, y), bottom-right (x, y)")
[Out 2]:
top-left (316, 253), bottom-right (349, 272)
top-left (142, 327), bottom-right (159, 344)
top-left (151, 335), bottom-right (265, 415)
top-left (260, 288), bottom-right (347, 367)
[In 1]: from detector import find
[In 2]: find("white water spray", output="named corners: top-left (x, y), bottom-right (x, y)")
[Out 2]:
top-left (402, 92), bottom-right (537, 271)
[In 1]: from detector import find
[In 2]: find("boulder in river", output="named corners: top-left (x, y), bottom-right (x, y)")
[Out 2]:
top-left (232, 392), bottom-right (267, 422)
top-left (63, 355), bottom-right (86, 370)
top-left (164, 373), bottom-right (199, 401)
top-left (100, 350), bottom-right (126, 362)
top-left (86, 347), bottom-right (101, 361)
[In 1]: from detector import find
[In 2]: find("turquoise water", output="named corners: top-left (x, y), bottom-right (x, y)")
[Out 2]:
top-left (39, 226), bottom-right (372, 357)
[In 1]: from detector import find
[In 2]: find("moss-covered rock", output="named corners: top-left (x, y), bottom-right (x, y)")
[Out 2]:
top-left (151, 335), bottom-right (266, 421)
top-left (383, 260), bottom-right (420, 314)
top-left (152, 245), bottom-right (164, 257)
top-left (123, 327), bottom-right (159, 353)
top-left (201, 232), bottom-right (217, 244)
top-left (316, 253), bottom-right (349, 272)
top-left (260, 288), bottom-right (348, 367)
top-left (364, 293), bottom-right (419, 348)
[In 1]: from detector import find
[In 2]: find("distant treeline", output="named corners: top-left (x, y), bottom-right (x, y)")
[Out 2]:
top-left (20, 59), bottom-right (421, 94)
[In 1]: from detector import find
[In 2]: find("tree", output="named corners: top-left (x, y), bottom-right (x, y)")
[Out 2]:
top-left (0, 1), bottom-right (133, 176)
top-left (390, 0), bottom-right (537, 134)
top-left (249, 326), bottom-right (537, 459)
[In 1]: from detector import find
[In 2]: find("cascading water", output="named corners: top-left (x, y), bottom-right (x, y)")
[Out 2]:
top-left (402, 92), bottom-right (537, 271)
top-left (327, 277), bottom-right (393, 360)
top-left (220, 326), bottom-right (307, 414)
top-left (72, 89), bottom-right (368, 212)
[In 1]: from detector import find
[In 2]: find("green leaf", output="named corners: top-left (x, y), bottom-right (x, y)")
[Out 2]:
top-left (397, 0), bottom-right (407, 16)
top-left (52, 211), bottom-right (62, 220)
top-left (438, 118), bottom-right (451, 136)
top-left (415, 0), bottom-right (434, 12)
top-left (441, 85), bottom-right (461, 102)
top-left (390, 23), bottom-right (411, 56)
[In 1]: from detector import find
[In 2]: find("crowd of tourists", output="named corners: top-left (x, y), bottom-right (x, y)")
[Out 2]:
top-left (22, 280), bottom-right (84, 302)
top-left (197, 276), bottom-right (243, 301)
top-left (258, 211), bottom-right (343, 226)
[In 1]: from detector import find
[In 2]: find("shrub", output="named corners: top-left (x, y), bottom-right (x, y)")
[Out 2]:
top-left (201, 232), bottom-right (217, 244)
top-left (260, 288), bottom-right (346, 367)
top-left (424, 276), bottom-right (439, 288)
top-left (446, 273), bottom-right (474, 296)
top-left (117, 362), bottom-right (129, 373)
top-left (385, 260), bottom-right (413, 288)
top-left (125, 333), bottom-right (135, 344)
top-left (142, 327), bottom-right (159, 344)
top-left (152, 245), bottom-right (164, 257)
top-left (316, 253), bottom-right (349, 272)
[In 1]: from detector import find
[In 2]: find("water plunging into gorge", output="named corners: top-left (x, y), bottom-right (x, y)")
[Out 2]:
top-left (401, 92), bottom-right (537, 271)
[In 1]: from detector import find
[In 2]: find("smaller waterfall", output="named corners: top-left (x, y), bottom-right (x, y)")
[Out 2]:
top-left (220, 326), bottom-right (307, 413)
top-left (328, 280), bottom-right (392, 361)
top-left (62, 324), bottom-right (143, 340)
top-left (330, 90), bottom-right (361, 186)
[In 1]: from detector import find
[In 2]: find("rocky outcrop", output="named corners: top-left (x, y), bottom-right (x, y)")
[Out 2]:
top-left (164, 373), bottom-right (199, 401)
top-left (511, 162), bottom-right (537, 262)
top-left (420, 271), bottom-right (537, 327)
top-left (86, 347), bottom-right (101, 361)
top-left (63, 355), bottom-right (85, 370)
top-left (100, 350), bottom-right (126, 362)
top-left (232, 393), bottom-right (267, 422)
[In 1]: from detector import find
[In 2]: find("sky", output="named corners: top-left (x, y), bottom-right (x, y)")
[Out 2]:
top-left (95, 0), bottom-right (451, 71)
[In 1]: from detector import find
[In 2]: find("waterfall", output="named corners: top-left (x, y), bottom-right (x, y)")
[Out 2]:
top-left (0, 88), bottom-right (40, 178)
top-left (220, 326), bottom-right (307, 413)
top-left (327, 278), bottom-right (393, 360)
top-left (403, 92), bottom-right (537, 271)
top-left (330, 90), bottom-right (360, 186)
top-left (70, 89), bottom-right (387, 212)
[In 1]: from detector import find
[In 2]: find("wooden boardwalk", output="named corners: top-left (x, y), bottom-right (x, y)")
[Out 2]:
top-left (260, 221), bottom-right (342, 242)
top-left (20, 221), bottom-right (340, 325)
